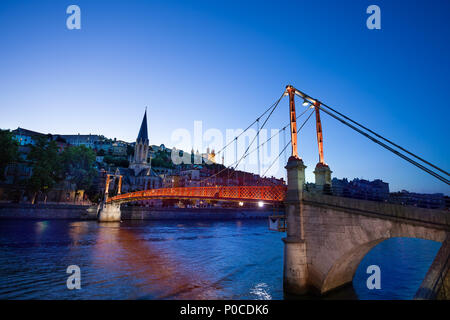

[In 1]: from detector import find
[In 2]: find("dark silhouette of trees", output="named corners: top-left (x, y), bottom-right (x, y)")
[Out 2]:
top-left (0, 129), bottom-right (18, 181)
top-left (27, 137), bottom-right (62, 204)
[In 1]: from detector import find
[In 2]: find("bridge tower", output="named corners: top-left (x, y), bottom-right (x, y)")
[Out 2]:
top-left (312, 100), bottom-right (332, 193)
top-left (283, 85), bottom-right (309, 294)
top-left (98, 172), bottom-right (122, 222)
top-left (282, 85), bottom-right (334, 294)
top-left (281, 86), bottom-right (449, 298)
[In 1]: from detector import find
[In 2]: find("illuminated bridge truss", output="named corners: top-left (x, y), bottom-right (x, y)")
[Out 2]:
top-left (107, 186), bottom-right (287, 204)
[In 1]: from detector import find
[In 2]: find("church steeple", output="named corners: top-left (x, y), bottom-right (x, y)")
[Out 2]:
top-left (137, 108), bottom-right (148, 143)
top-left (130, 108), bottom-right (150, 175)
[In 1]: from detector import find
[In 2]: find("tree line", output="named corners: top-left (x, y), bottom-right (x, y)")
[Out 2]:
top-left (0, 129), bottom-right (98, 204)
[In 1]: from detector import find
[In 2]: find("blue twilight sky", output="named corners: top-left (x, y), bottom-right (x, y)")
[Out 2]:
top-left (0, 0), bottom-right (449, 194)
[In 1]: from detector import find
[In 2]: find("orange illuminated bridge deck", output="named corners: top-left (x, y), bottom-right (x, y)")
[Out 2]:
top-left (107, 186), bottom-right (287, 204)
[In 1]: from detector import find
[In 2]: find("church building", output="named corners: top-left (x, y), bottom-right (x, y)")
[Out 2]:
top-left (118, 110), bottom-right (162, 195)
top-left (129, 110), bottom-right (150, 175)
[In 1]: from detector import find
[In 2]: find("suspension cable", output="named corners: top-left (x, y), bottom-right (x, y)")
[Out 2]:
top-left (257, 118), bottom-right (260, 176)
top-left (218, 100), bottom-right (311, 176)
top-left (293, 86), bottom-right (448, 185)
top-left (252, 106), bottom-right (312, 155)
top-left (262, 109), bottom-right (315, 179)
top-left (215, 93), bottom-right (286, 157)
top-left (318, 101), bottom-right (449, 177)
top-left (233, 92), bottom-right (282, 170)
top-left (316, 105), bottom-right (450, 185)
top-left (197, 93), bottom-right (286, 185)
top-left (205, 107), bottom-right (312, 185)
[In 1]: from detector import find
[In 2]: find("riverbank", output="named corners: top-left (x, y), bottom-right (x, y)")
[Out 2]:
top-left (0, 203), bottom-right (278, 220)
top-left (0, 203), bottom-right (93, 219)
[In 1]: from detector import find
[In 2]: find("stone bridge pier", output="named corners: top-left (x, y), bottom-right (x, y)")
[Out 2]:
top-left (98, 203), bottom-right (121, 222)
top-left (97, 172), bottom-right (122, 222)
top-left (283, 157), bottom-right (449, 297)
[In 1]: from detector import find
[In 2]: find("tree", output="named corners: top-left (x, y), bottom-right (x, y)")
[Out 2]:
top-left (0, 129), bottom-right (19, 181)
top-left (151, 150), bottom-right (174, 168)
top-left (61, 145), bottom-right (98, 194)
top-left (27, 137), bottom-right (62, 204)
top-left (103, 155), bottom-right (129, 168)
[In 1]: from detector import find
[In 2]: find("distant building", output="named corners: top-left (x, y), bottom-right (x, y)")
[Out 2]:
top-left (201, 147), bottom-right (216, 164)
top-left (93, 139), bottom-right (113, 153)
top-left (59, 133), bottom-right (102, 149)
top-left (94, 139), bottom-right (129, 156)
top-left (12, 127), bottom-right (47, 146)
top-left (389, 190), bottom-right (447, 209)
top-left (12, 128), bottom-right (67, 152)
top-left (207, 148), bottom-right (216, 164)
top-left (162, 175), bottom-right (181, 188)
top-left (111, 140), bottom-right (128, 156)
top-left (331, 177), bottom-right (389, 201)
top-left (180, 169), bottom-right (200, 181)
top-left (150, 144), bottom-right (167, 153)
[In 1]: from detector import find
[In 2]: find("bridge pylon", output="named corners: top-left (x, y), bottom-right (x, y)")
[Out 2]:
top-left (313, 100), bottom-right (332, 193)
top-left (98, 202), bottom-right (121, 222)
top-left (313, 163), bottom-right (332, 193)
top-left (97, 172), bottom-right (122, 222)
top-left (282, 156), bottom-right (309, 294)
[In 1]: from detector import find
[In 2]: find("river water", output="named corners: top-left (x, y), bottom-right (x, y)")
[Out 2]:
top-left (0, 218), bottom-right (441, 300)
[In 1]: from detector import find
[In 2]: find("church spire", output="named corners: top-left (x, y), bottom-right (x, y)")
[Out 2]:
top-left (137, 108), bottom-right (148, 143)
top-left (130, 108), bottom-right (150, 175)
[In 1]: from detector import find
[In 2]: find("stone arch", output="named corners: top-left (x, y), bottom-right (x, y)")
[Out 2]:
top-left (319, 225), bottom-right (447, 294)
top-left (321, 238), bottom-right (386, 293)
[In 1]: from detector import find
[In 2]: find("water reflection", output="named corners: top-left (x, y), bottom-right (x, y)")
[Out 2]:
top-left (91, 222), bottom-right (221, 299)
top-left (0, 219), bottom-right (442, 300)
top-left (353, 237), bottom-right (441, 300)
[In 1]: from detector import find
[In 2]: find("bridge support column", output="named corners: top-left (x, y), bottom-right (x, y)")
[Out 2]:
top-left (313, 163), bottom-right (332, 194)
top-left (283, 156), bottom-right (309, 295)
top-left (98, 203), bottom-right (121, 222)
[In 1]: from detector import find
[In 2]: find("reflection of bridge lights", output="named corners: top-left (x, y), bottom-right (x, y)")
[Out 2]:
top-left (35, 221), bottom-right (49, 234)
top-left (258, 201), bottom-right (264, 207)
top-left (239, 201), bottom-right (244, 206)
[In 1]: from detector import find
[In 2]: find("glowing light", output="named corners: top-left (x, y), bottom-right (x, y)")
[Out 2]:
top-left (35, 221), bottom-right (48, 234)
top-left (239, 201), bottom-right (244, 206)
top-left (258, 201), bottom-right (264, 207)
top-left (302, 100), bottom-right (309, 107)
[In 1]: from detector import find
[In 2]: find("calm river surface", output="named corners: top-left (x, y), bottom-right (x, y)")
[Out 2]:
top-left (0, 218), bottom-right (441, 300)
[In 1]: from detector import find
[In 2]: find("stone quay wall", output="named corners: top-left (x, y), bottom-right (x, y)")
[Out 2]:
top-left (0, 203), bottom-right (278, 221)
top-left (0, 203), bottom-right (95, 220)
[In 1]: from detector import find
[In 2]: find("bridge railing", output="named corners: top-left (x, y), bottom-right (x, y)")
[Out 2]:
top-left (107, 185), bottom-right (287, 204)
